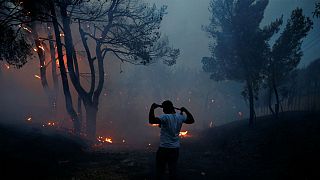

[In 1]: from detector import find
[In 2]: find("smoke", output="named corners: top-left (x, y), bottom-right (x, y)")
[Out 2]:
top-left (0, 0), bottom-right (319, 146)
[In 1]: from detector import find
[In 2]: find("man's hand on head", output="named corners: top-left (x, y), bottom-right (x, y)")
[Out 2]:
top-left (152, 103), bottom-right (162, 109)
top-left (180, 107), bottom-right (187, 112)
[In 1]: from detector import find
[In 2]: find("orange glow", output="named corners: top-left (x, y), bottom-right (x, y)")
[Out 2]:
top-left (97, 136), bottom-right (113, 144)
top-left (27, 117), bottom-right (32, 121)
top-left (60, 33), bottom-right (65, 37)
top-left (179, 131), bottom-right (190, 138)
top-left (34, 75), bottom-right (41, 79)
top-left (150, 124), bottom-right (159, 127)
top-left (105, 138), bottom-right (112, 143)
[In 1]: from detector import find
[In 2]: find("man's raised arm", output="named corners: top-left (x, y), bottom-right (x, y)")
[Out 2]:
top-left (181, 107), bottom-right (195, 124)
top-left (149, 103), bottom-right (161, 124)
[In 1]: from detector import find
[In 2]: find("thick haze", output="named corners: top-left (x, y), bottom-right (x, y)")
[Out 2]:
top-left (0, 0), bottom-right (319, 144)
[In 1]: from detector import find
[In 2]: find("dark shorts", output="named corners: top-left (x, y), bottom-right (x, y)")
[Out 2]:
top-left (156, 147), bottom-right (179, 180)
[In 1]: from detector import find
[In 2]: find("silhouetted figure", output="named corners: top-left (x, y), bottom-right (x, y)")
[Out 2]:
top-left (149, 100), bottom-right (195, 180)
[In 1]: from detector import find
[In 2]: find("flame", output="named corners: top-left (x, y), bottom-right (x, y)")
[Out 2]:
top-left (105, 138), bottom-right (112, 143)
top-left (27, 117), bottom-right (32, 121)
top-left (179, 131), bottom-right (188, 136)
top-left (33, 48), bottom-right (37, 52)
top-left (34, 75), bottom-right (41, 79)
top-left (97, 136), bottom-right (113, 144)
top-left (179, 131), bottom-right (191, 138)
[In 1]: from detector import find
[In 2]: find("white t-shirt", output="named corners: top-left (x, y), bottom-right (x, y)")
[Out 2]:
top-left (158, 113), bottom-right (187, 148)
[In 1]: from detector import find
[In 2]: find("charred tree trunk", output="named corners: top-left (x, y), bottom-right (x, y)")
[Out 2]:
top-left (31, 23), bottom-right (50, 98)
top-left (271, 70), bottom-right (280, 118)
top-left (50, 3), bottom-right (80, 134)
top-left (48, 26), bottom-right (59, 117)
top-left (268, 87), bottom-right (275, 115)
top-left (60, 4), bottom-right (96, 138)
top-left (247, 79), bottom-right (255, 126)
top-left (72, 45), bottom-right (83, 129)
top-left (85, 105), bottom-right (98, 140)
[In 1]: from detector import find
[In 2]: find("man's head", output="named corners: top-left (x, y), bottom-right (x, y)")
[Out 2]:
top-left (161, 100), bottom-right (175, 114)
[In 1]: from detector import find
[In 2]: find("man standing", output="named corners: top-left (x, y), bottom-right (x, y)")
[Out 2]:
top-left (149, 100), bottom-right (194, 180)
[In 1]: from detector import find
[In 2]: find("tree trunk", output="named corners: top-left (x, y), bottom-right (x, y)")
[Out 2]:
top-left (31, 23), bottom-right (51, 97)
top-left (48, 26), bottom-right (59, 118)
top-left (268, 87), bottom-right (275, 115)
top-left (272, 76), bottom-right (280, 118)
top-left (85, 105), bottom-right (98, 140)
top-left (0, 64), bottom-right (3, 78)
top-left (50, 3), bottom-right (80, 134)
top-left (247, 79), bottom-right (255, 126)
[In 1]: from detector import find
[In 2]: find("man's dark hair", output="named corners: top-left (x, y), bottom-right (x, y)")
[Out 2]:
top-left (162, 100), bottom-right (175, 114)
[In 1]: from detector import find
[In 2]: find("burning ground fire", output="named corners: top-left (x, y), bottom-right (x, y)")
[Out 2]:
top-left (97, 136), bottom-right (113, 144)
top-left (179, 131), bottom-right (190, 138)
top-left (149, 123), bottom-right (191, 138)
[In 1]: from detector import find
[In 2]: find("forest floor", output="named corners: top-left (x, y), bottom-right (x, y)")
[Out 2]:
top-left (1, 111), bottom-right (320, 180)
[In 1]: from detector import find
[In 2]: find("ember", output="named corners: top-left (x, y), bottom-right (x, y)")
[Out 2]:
top-left (4, 64), bottom-right (10, 69)
top-left (34, 75), bottom-right (41, 79)
top-left (22, 26), bottom-right (32, 33)
top-left (38, 45), bottom-right (45, 51)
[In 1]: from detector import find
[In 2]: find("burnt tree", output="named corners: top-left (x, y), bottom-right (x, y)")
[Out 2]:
top-left (58, 0), bottom-right (179, 139)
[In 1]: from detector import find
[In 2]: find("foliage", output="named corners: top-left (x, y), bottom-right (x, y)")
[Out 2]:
top-left (270, 8), bottom-right (313, 83)
top-left (202, 0), bottom-right (281, 95)
top-left (0, 0), bottom-right (31, 68)
top-left (313, 2), bottom-right (320, 18)
top-left (75, 0), bottom-right (179, 66)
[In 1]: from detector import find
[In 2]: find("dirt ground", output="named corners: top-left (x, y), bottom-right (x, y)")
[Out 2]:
top-left (1, 111), bottom-right (320, 180)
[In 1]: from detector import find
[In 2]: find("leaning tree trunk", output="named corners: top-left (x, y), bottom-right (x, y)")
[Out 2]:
top-left (50, 3), bottom-right (80, 134)
top-left (247, 79), bottom-right (255, 126)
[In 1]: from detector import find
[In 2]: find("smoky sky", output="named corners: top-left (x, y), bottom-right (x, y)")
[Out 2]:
top-left (153, 0), bottom-right (320, 69)
top-left (0, 0), bottom-right (319, 144)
